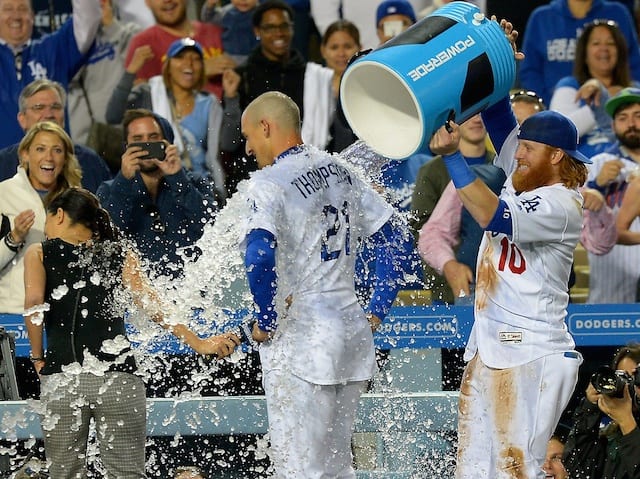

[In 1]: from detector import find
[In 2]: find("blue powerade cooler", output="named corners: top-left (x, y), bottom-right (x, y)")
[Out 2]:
top-left (340, 1), bottom-right (516, 159)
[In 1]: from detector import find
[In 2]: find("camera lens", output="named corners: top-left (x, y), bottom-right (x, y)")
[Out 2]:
top-left (591, 366), bottom-right (630, 398)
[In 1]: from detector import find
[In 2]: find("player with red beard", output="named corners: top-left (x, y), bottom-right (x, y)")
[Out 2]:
top-left (428, 20), bottom-right (591, 479)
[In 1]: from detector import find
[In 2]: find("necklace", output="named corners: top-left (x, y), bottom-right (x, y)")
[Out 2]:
top-left (173, 97), bottom-right (194, 120)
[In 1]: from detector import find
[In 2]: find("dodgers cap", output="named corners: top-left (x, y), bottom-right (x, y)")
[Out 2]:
top-left (376, 0), bottom-right (416, 26)
top-left (166, 37), bottom-right (203, 59)
top-left (518, 110), bottom-right (592, 164)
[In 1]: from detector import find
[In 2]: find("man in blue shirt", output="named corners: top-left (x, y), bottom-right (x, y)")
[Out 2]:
top-left (97, 108), bottom-right (220, 279)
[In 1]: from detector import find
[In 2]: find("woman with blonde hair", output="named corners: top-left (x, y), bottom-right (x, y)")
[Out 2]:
top-left (0, 121), bottom-right (82, 398)
top-left (18, 121), bottom-right (83, 205)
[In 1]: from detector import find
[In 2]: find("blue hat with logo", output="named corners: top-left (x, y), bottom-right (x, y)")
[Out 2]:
top-left (605, 87), bottom-right (640, 118)
top-left (376, 0), bottom-right (416, 26)
top-left (518, 110), bottom-right (592, 164)
top-left (166, 37), bottom-right (203, 59)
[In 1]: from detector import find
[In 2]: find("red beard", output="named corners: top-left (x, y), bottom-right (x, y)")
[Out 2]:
top-left (512, 160), bottom-right (554, 193)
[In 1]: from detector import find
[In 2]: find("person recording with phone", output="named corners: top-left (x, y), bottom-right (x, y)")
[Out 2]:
top-left (96, 108), bottom-right (220, 281)
top-left (96, 108), bottom-right (224, 398)
top-left (563, 343), bottom-right (640, 479)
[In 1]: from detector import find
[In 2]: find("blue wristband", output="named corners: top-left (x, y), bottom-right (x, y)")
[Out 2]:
top-left (443, 152), bottom-right (477, 189)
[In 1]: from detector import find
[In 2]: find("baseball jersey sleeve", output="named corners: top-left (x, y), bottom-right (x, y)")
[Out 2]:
top-left (354, 176), bottom-right (395, 238)
top-left (239, 179), bottom-right (282, 244)
top-left (501, 186), bottom-right (583, 244)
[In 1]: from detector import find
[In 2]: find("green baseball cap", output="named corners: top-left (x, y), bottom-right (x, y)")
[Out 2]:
top-left (605, 87), bottom-right (640, 118)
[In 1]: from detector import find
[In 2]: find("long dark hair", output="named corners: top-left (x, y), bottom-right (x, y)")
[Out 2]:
top-left (574, 20), bottom-right (631, 87)
top-left (321, 19), bottom-right (361, 48)
top-left (46, 187), bottom-right (120, 242)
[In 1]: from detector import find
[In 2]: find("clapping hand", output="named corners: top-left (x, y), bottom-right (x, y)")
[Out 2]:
top-left (11, 209), bottom-right (35, 243)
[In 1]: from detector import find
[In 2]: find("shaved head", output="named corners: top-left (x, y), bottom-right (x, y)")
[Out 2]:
top-left (241, 91), bottom-right (304, 169)
top-left (244, 91), bottom-right (301, 134)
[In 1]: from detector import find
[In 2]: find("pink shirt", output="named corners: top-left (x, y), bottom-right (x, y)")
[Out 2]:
top-left (418, 182), bottom-right (617, 274)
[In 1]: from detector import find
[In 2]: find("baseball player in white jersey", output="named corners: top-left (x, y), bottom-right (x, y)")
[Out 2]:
top-left (235, 91), bottom-right (413, 478)
top-left (428, 23), bottom-right (589, 477)
top-left (584, 87), bottom-right (640, 303)
top-left (432, 103), bottom-right (587, 479)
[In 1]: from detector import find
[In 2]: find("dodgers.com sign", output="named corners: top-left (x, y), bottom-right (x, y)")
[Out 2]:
top-left (3, 303), bottom-right (639, 357)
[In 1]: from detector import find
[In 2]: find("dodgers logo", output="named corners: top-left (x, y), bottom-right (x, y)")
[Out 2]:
top-left (27, 60), bottom-right (48, 80)
top-left (519, 195), bottom-right (541, 213)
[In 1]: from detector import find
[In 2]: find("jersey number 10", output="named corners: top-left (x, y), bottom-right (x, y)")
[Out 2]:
top-left (497, 237), bottom-right (526, 274)
top-left (321, 202), bottom-right (351, 261)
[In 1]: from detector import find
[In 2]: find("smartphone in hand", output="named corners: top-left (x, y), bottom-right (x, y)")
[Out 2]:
top-left (128, 141), bottom-right (167, 160)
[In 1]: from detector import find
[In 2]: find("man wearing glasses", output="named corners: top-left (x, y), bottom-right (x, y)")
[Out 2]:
top-left (0, 0), bottom-right (101, 149)
top-left (0, 79), bottom-right (111, 193)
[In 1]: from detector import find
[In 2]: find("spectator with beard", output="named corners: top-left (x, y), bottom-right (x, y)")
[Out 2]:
top-left (96, 108), bottom-right (219, 279)
top-left (584, 87), bottom-right (640, 303)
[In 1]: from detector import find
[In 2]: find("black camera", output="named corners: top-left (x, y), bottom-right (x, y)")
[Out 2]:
top-left (590, 365), bottom-right (640, 398)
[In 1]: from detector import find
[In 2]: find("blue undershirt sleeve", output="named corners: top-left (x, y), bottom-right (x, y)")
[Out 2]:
top-left (485, 200), bottom-right (513, 236)
top-left (443, 151), bottom-right (477, 189)
top-left (367, 219), bottom-right (415, 321)
top-left (244, 228), bottom-right (278, 332)
top-left (481, 96), bottom-right (517, 153)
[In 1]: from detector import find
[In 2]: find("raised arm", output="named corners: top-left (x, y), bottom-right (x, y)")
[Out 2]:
top-left (550, 78), bottom-right (610, 137)
top-left (430, 123), bottom-right (500, 229)
top-left (72, 0), bottom-right (101, 54)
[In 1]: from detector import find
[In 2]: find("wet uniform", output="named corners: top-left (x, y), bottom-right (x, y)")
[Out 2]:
top-left (239, 144), bottom-right (410, 477)
top-left (455, 121), bottom-right (583, 479)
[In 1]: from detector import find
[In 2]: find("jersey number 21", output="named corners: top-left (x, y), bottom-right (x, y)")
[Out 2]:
top-left (321, 201), bottom-right (351, 261)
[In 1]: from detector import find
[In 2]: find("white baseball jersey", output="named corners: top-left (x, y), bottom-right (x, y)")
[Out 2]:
top-left (465, 128), bottom-right (582, 369)
top-left (239, 145), bottom-right (394, 385)
top-left (586, 147), bottom-right (640, 303)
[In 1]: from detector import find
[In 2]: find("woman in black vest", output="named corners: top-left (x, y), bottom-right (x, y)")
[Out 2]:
top-left (22, 187), bottom-right (238, 478)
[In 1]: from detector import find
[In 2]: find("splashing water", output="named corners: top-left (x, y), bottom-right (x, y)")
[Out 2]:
top-left (50, 284), bottom-right (69, 300)
top-left (3, 145), bottom-right (461, 477)
top-left (22, 302), bottom-right (50, 326)
top-left (89, 271), bottom-right (101, 286)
